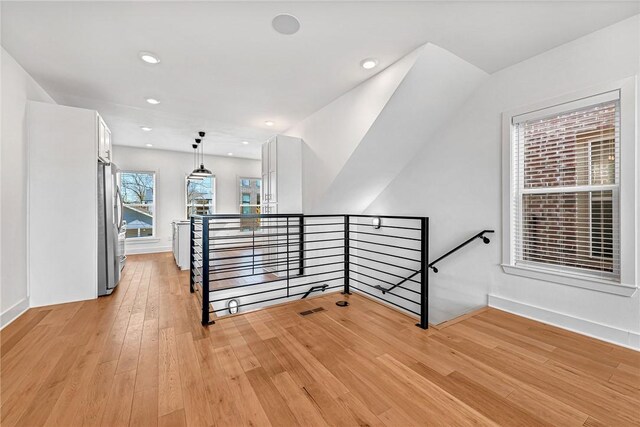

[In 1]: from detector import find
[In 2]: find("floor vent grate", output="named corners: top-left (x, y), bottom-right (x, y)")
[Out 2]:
top-left (299, 307), bottom-right (325, 316)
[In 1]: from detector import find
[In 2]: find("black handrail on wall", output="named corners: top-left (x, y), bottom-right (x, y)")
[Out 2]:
top-left (301, 284), bottom-right (329, 299)
top-left (373, 229), bottom-right (493, 294)
top-left (374, 270), bottom-right (420, 294)
top-left (428, 230), bottom-right (494, 273)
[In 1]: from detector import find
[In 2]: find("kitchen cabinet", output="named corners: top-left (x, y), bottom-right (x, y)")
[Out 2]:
top-left (98, 115), bottom-right (112, 163)
top-left (260, 135), bottom-right (302, 275)
top-left (260, 135), bottom-right (302, 215)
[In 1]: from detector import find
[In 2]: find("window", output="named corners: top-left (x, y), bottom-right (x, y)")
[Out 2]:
top-left (515, 98), bottom-right (619, 279)
top-left (502, 79), bottom-right (637, 295)
top-left (186, 176), bottom-right (215, 218)
top-left (120, 171), bottom-right (155, 238)
top-left (238, 177), bottom-right (261, 231)
top-left (238, 177), bottom-right (261, 215)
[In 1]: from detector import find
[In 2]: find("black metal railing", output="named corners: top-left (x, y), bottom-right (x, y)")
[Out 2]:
top-left (428, 230), bottom-right (494, 273)
top-left (190, 214), bottom-right (429, 329)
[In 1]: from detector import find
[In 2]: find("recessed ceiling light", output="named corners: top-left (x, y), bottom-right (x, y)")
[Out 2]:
top-left (241, 141), bottom-right (249, 145)
top-left (139, 51), bottom-right (160, 64)
top-left (361, 58), bottom-right (378, 70)
top-left (265, 120), bottom-right (275, 127)
top-left (146, 98), bottom-right (160, 105)
top-left (272, 14), bottom-right (300, 35)
top-left (227, 152), bottom-right (234, 156)
top-left (140, 126), bottom-right (152, 132)
top-left (145, 143), bottom-right (153, 147)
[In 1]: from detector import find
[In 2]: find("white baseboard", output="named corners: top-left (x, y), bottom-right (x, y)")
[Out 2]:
top-left (488, 294), bottom-right (640, 351)
top-left (125, 245), bottom-right (172, 255)
top-left (1, 297), bottom-right (30, 329)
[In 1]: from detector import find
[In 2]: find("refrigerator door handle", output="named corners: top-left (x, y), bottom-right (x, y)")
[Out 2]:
top-left (116, 185), bottom-right (124, 232)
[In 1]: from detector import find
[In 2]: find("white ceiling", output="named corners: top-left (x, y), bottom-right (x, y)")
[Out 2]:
top-left (2, 1), bottom-right (638, 159)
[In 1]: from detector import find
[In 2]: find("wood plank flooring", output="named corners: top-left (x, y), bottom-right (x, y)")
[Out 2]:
top-left (1, 252), bottom-right (638, 426)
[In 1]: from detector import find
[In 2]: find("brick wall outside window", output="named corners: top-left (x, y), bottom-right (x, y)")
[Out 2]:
top-left (517, 102), bottom-right (618, 277)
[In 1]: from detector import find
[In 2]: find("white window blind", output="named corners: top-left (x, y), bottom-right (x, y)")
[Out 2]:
top-left (512, 92), bottom-right (620, 281)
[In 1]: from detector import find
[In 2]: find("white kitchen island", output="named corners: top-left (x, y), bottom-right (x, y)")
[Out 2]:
top-left (172, 220), bottom-right (191, 270)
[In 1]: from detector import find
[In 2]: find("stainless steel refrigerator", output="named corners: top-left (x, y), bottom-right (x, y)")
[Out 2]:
top-left (98, 162), bottom-right (125, 296)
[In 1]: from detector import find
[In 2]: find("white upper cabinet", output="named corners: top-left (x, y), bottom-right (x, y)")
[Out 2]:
top-left (261, 142), bottom-right (270, 208)
top-left (261, 142), bottom-right (269, 173)
top-left (104, 125), bottom-right (112, 162)
top-left (97, 114), bottom-right (112, 163)
top-left (268, 136), bottom-right (277, 173)
top-left (260, 135), bottom-right (302, 214)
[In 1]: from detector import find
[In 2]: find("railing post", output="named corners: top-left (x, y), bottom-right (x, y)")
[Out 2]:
top-left (189, 216), bottom-right (194, 293)
top-left (343, 215), bottom-right (351, 295)
top-left (201, 218), bottom-right (211, 325)
top-left (286, 216), bottom-right (290, 298)
top-left (417, 217), bottom-right (429, 329)
top-left (298, 215), bottom-right (304, 276)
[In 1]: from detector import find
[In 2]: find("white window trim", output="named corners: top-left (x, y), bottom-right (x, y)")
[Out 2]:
top-left (501, 76), bottom-right (638, 296)
top-left (185, 174), bottom-right (217, 219)
top-left (121, 170), bottom-right (157, 241)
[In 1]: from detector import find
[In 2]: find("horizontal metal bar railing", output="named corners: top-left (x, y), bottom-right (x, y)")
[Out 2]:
top-left (349, 253), bottom-right (417, 273)
top-left (350, 245), bottom-right (419, 262)
top-left (211, 284), bottom-right (345, 313)
top-left (190, 213), bottom-right (429, 329)
top-left (205, 245), bottom-right (345, 263)
top-left (209, 261), bottom-right (344, 283)
top-left (349, 229), bottom-right (422, 242)
top-left (349, 263), bottom-right (421, 294)
top-left (210, 278), bottom-right (344, 305)
top-left (350, 277), bottom-right (420, 307)
top-left (349, 268), bottom-right (420, 295)
top-left (349, 222), bottom-right (422, 232)
top-left (204, 269), bottom-right (346, 292)
top-left (349, 238), bottom-right (422, 253)
top-left (206, 237), bottom-right (338, 254)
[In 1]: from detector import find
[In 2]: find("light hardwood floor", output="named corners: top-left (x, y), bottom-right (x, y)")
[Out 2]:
top-left (1, 252), bottom-right (638, 426)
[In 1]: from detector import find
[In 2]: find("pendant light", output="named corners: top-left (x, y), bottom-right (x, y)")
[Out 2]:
top-left (189, 131), bottom-right (212, 178)
top-left (188, 143), bottom-right (203, 181)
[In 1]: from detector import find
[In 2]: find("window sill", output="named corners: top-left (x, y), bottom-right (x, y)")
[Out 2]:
top-left (126, 237), bottom-right (160, 244)
top-left (501, 264), bottom-right (637, 297)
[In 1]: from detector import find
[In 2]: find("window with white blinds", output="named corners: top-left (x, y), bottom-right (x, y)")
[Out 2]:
top-left (511, 91), bottom-right (620, 281)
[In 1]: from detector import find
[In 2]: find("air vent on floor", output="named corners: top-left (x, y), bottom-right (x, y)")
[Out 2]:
top-left (299, 307), bottom-right (325, 316)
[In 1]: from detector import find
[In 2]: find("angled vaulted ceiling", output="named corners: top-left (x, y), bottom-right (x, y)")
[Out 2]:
top-left (286, 47), bottom-right (422, 212)
top-left (288, 44), bottom-right (488, 213)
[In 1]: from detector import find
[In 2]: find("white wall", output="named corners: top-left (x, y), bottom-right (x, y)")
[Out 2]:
top-left (313, 44), bottom-right (488, 214)
top-left (112, 145), bottom-right (260, 254)
top-left (365, 16), bottom-right (640, 348)
top-left (1, 48), bottom-right (56, 327)
top-left (287, 44), bottom-right (489, 215)
top-left (286, 47), bottom-right (420, 212)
